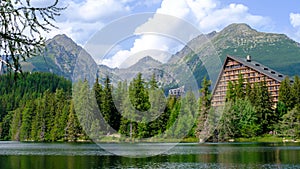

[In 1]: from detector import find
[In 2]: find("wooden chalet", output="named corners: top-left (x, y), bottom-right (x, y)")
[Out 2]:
top-left (211, 55), bottom-right (288, 107)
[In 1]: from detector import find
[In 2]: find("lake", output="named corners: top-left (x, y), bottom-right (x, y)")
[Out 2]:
top-left (0, 141), bottom-right (300, 168)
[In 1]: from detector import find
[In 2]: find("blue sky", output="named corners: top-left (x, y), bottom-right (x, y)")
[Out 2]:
top-left (220, 0), bottom-right (300, 33)
top-left (44, 0), bottom-right (300, 67)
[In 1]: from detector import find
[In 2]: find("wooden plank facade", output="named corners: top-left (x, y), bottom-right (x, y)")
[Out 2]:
top-left (211, 55), bottom-right (286, 107)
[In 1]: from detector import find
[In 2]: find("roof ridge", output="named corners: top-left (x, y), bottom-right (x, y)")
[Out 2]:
top-left (226, 55), bottom-right (286, 82)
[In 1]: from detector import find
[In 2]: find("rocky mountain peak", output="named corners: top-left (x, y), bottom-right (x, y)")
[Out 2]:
top-left (46, 34), bottom-right (82, 53)
top-left (136, 56), bottom-right (161, 65)
top-left (221, 23), bottom-right (256, 34)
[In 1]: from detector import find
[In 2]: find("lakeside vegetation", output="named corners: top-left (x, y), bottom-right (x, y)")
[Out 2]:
top-left (0, 72), bottom-right (299, 142)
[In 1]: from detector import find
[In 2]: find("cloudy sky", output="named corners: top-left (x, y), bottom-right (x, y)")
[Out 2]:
top-left (42, 0), bottom-right (300, 68)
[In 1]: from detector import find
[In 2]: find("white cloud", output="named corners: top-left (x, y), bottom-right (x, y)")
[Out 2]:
top-left (41, 0), bottom-right (132, 45)
top-left (101, 0), bottom-right (271, 68)
top-left (101, 35), bottom-right (182, 68)
top-left (78, 0), bottom-right (130, 22)
top-left (60, 0), bottom-right (131, 22)
top-left (289, 13), bottom-right (300, 42)
top-left (45, 21), bottom-right (104, 45)
top-left (290, 13), bottom-right (300, 28)
top-left (198, 3), bottom-right (270, 33)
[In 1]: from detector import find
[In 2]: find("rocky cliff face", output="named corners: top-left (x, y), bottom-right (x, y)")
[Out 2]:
top-left (22, 34), bottom-right (91, 80)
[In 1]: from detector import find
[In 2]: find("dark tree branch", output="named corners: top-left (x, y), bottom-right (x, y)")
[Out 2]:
top-left (0, 0), bottom-right (65, 75)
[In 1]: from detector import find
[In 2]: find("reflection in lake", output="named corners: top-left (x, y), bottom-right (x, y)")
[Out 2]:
top-left (0, 141), bottom-right (300, 169)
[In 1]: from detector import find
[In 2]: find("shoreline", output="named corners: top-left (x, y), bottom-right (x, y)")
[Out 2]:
top-left (2, 136), bottom-right (299, 144)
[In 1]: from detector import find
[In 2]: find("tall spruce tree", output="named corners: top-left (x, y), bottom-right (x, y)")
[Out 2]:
top-left (101, 76), bottom-right (120, 132)
top-left (226, 81), bottom-right (235, 102)
top-left (292, 76), bottom-right (300, 107)
top-left (196, 77), bottom-right (211, 140)
top-left (245, 81), bottom-right (252, 99)
top-left (20, 100), bottom-right (35, 141)
top-left (129, 73), bottom-right (151, 113)
top-left (235, 74), bottom-right (245, 99)
top-left (93, 77), bottom-right (103, 112)
top-left (255, 81), bottom-right (274, 133)
top-left (279, 77), bottom-right (293, 110)
top-left (147, 74), bottom-right (166, 137)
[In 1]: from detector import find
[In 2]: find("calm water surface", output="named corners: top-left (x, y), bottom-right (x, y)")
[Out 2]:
top-left (0, 141), bottom-right (300, 169)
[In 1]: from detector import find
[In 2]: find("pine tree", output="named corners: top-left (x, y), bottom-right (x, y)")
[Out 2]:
top-left (20, 100), bottom-right (35, 141)
top-left (217, 101), bottom-right (235, 141)
top-left (0, 111), bottom-right (13, 140)
top-left (30, 98), bottom-right (41, 141)
top-left (248, 83), bottom-right (258, 105)
top-left (50, 89), bottom-right (69, 141)
top-left (118, 81), bottom-right (137, 138)
top-left (147, 75), bottom-right (166, 137)
top-left (292, 76), bottom-right (300, 107)
top-left (279, 77), bottom-right (293, 110)
top-left (149, 73), bottom-right (159, 89)
top-left (196, 77), bottom-right (211, 141)
top-left (245, 81), bottom-right (252, 99)
top-left (44, 90), bottom-right (56, 141)
top-left (73, 80), bottom-right (95, 138)
top-left (101, 76), bottom-right (121, 133)
top-left (10, 108), bottom-right (22, 141)
top-left (217, 98), bottom-right (260, 140)
top-left (280, 106), bottom-right (300, 139)
top-left (235, 74), bottom-right (245, 99)
top-left (165, 97), bottom-right (181, 138)
top-left (226, 81), bottom-right (235, 102)
top-left (129, 73), bottom-right (151, 113)
top-left (93, 77), bottom-right (103, 111)
top-left (255, 81), bottom-right (274, 133)
top-left (66, 101), bottom-right (84, 142)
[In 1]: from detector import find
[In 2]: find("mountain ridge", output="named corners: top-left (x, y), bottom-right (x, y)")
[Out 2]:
top-left (21, 23), bottom-right (300, 88)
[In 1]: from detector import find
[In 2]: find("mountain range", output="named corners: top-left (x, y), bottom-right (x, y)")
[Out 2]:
top-left (22, 23), bottom-right (300, 89)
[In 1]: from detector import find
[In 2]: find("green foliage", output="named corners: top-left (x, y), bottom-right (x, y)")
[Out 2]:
top-left (196, 77), bottom-right (211, 138)
top-left (100, 76), bottom-right (121, 132)
top-left (218, 99), bottom-right (260, 140)
top-left (279, 77), bottom-right (293, 110)
top-left (226, 74), bottom-right (245, 102)
top-left (3, 70), bottom-right (300, 142)
top-left (292, 76), bottom-right (300, 107)
top-left (235, 74), bottom-right (245, 99)
top-left (165, 97), bottom-right (181, 138)
top-left (65, 101), bottom-right (82, 142)
top-left (226, 81), bottom-right (235, 102)
top-left (221, 76), bottom-right (276, 140)
top-left (129, 73), bottom-right (151, 112)
top-left (0, 72), bottom-right (85, 141)
top-left (280, 106), bottom-right (300, 139)
top-left (254, 82), bottom-right (274, 133)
